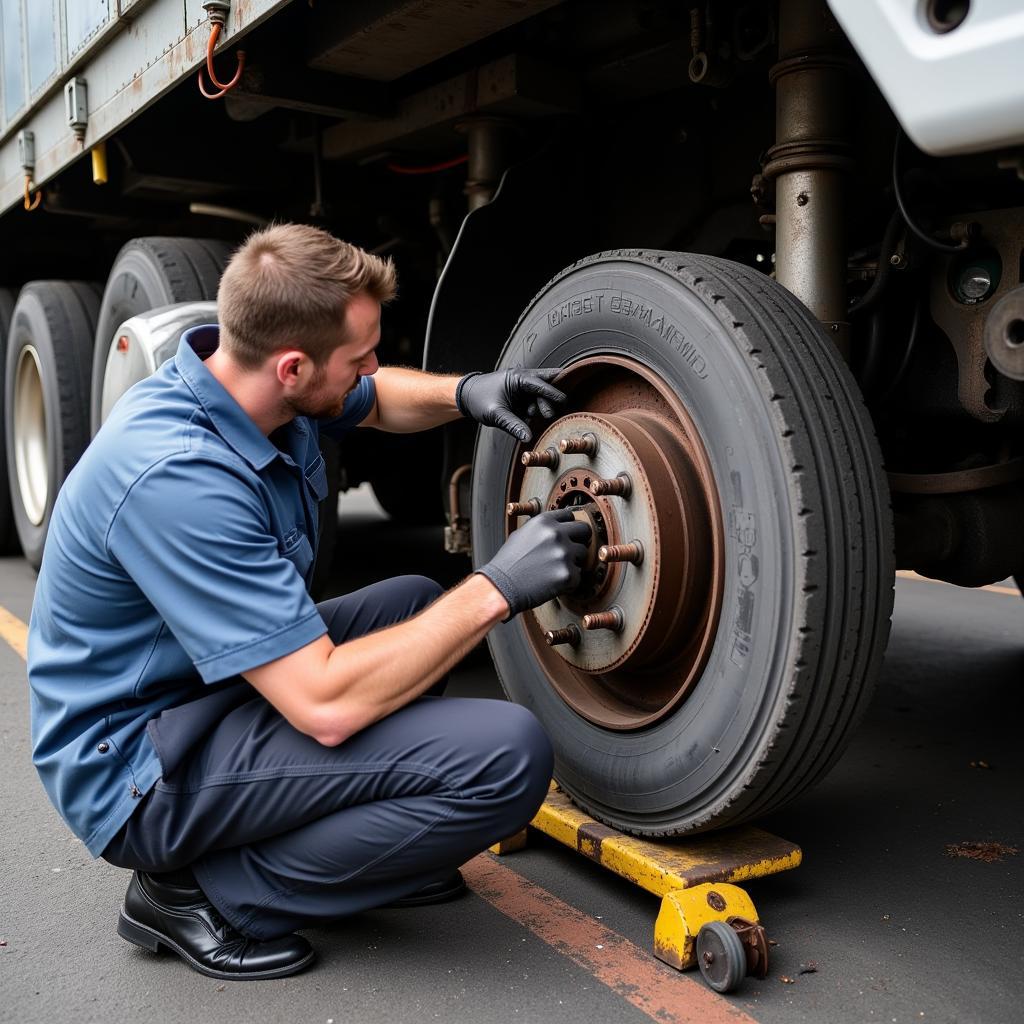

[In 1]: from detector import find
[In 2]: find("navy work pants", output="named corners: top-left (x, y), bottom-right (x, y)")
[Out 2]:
top-left (102, 575), bottom-right (554, 940)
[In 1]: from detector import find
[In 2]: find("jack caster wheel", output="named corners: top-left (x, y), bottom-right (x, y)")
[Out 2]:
top-left (696, 920), bottom-right (747, 994)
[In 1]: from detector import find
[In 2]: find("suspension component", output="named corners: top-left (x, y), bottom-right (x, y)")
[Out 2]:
top-left (507, 497), bottom-right (542, 518)
top-left (589, 473), bottom-right (632, 498)
top-left (581, 607), bottom-right (625, 633)
top-left (544, 624), bottom-right (581, 647)
top-left (598, 541), bottom-right (644, 565)
top-left (521, 447), bottom-right (560, 469)
top-left (559, 432), bottom-right (599, 457)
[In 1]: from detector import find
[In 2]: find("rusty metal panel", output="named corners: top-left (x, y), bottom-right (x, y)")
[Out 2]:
top-left (0, 0), bottom-right (294, 217)
top-left (308, 0), bottom-right (565, 81)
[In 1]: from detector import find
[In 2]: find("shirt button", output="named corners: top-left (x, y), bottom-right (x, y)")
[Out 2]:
top-left (97, 742), bottom-right (109, 753)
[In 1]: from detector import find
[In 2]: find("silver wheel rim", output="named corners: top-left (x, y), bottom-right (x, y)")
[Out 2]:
top-left (13, 344), bottom-right (48, 526)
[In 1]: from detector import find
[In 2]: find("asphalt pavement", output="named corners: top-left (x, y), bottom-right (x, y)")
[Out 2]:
top-left (1, 485), bottom-right (1021, 1024)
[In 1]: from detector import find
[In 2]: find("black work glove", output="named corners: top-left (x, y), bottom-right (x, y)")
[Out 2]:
top-left (476, 509), bottom-right (592, 620)
top-left (455, 368), bottom-right (567, 443)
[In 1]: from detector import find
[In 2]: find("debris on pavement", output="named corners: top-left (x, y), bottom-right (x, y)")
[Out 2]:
top-left (798, 961), bottom-right (819, 975)
top-left (780, 975), bottom-right (795, 984)
top-left (945, 841), bottom-right (1019, 863)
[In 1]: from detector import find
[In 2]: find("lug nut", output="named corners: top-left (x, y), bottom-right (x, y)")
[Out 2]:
top-left (598, 541), bottom-right (644, 565)
top-left (581, 606), bottom-right (625, 633)
top-left (521, 446), bottom-right (560, 469)
top-left (506, 497), bottom-right (542, 518)
top-left (589, 473), bottom-right (632, 498)
top-left (544, 624), bottom-right (581, 647)
top-left (558, 432), bottom-right (598, 457)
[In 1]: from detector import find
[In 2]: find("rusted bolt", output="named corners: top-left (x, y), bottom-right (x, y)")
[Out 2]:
top-left (521, 447), bottom-right (560, 469)
top-left (581, 606), bottom-right (624, 633)
top-left (706, 890), bottom-right (727, 911)
top-left (589, 473), bottom-right (632, 498)
top-left (598, 541), bottom-right (644, 565)
top-left (506, 498), bottom-right (542, 518)
top-left (558, 432), bottom-right (598, 457)
top-left (544, 624), bottom-right (581, 647)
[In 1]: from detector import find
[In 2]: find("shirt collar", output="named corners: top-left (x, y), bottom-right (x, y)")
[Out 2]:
top-left (175, 325), bottom-right (290, 472)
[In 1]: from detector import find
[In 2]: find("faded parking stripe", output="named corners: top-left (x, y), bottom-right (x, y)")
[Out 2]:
top-left (462, 852), bottom-right (758, 1024)
top-left (0, 604), bottom-right (27, 660)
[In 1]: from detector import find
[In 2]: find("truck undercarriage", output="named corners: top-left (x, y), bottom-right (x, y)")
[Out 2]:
top-left (2, 0), bottom-right (1022, 834)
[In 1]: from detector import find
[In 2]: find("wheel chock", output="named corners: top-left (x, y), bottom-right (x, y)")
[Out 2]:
top-left (491, 780), bottom-right (799, 991)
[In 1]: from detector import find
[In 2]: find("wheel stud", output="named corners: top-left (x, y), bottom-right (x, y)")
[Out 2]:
top-left (581, 606), bottom-right (625, 633)
top-left (521, 447), bottom-right (560, 469)
top-left (598, 541), bottom-right (644, 565)
top-left (589, 473), bottom-right (632, 498)
top-left (544, 624), bottom-right (581, 647)
top-left (558, 432), bottom-right (598, 457)
top-left (506, 497), bottom-right (542, 518)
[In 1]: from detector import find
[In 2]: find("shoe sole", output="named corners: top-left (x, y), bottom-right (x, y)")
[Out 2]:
top-left (385, 876), bottom-right (467, 908)
top-left (117, 909), bottom-right (316, 981)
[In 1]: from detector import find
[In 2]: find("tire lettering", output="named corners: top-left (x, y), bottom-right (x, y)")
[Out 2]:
top-left (729, 472), bottom-right (758, 666)
top-left (546, 293), bottom-right (603, 328)
top-left (609, 293), bottom-right (708, 380)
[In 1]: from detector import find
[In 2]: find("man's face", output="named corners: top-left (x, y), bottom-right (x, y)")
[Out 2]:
top-left (286, 292), bottom-right (380, 419)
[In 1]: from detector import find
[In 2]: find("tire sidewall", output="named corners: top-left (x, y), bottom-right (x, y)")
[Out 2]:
top-left (472, 258), bottom-right (801, 830)
top-left (0, 287), bottom-right (17, 551)
top-left (90, 246), bottom-right (184, 434)
top-left (5, 290), bottom-right (66, 567)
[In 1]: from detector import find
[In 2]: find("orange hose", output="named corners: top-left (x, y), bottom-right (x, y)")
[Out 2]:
top-left (198, 20), bottom-right (245, 99)
top-left (23, 174), bottom-right (41, 211)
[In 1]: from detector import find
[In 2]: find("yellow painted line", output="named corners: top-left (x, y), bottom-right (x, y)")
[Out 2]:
top-left (895, 570), bottom-right (1020, 597)
top-left (0, 604), bottom-right (28, 661)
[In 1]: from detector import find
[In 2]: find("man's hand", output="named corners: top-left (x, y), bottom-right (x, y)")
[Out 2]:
top-left (476, 509), bottom-right (592, 619)
top-left (456, 368), bottom-right (567, 443)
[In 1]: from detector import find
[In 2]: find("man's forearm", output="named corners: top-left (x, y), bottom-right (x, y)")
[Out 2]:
top-left (318, 574), bottom-right (508, 743)
top-left (365, 366), bottom-right (463, 432)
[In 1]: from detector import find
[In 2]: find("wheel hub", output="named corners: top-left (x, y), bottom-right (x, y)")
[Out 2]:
top-left (505, 356), bottom-right (725, 729)
top-left (13, 344), bottom-right (48, 527)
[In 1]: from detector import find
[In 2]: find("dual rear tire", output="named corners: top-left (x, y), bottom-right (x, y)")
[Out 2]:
top-left (2, 238), bottom-right (231, 568)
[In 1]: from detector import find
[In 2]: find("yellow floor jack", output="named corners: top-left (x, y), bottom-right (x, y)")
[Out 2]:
top-left (490, 781), bottom-right (802, 994)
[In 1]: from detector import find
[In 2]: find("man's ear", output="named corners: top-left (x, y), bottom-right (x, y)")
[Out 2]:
top-left (274, 350), bottom-right (306, 388)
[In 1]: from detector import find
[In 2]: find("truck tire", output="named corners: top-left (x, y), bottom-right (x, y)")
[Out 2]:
top-left (472, 250), bottom-right (894, 835)
top-left (0, 287), bottom-right (17, 553)
top-left (5, 282), bottom-right (101, 570)
top-left (91, 237), bottom-right (233, 432)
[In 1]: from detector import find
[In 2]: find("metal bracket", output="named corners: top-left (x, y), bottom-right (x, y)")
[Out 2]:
top-left (17, 130), bottom-right (35, 173)
top-left (64, 77), bottom-right (88, 142)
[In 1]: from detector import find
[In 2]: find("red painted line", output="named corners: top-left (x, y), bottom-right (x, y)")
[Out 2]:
top-left (461, 852), bottom-right (759, 1024)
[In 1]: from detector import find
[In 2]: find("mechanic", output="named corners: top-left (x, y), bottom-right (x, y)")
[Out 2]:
top-left (27, 223), bottom-right (591, 982)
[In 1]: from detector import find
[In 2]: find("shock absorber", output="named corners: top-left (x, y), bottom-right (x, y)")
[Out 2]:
top-left (762, 0), bottom-right (854, 357)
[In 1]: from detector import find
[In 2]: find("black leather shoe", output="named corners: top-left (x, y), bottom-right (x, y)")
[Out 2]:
top-left (117, 871), bottom-right (315, 981)
top-left (383, 869), bottom-right (467, 908)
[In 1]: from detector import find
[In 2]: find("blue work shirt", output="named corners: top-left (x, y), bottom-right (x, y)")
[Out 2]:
top-left (27, 325), bottom-right (376, 856)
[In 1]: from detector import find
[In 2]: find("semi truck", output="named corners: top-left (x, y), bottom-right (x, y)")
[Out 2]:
top-left (2, 0), bottom-right (1022, 838)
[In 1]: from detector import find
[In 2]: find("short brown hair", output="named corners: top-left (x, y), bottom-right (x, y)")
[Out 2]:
top-left (217, 223), bottom-right (397, 368)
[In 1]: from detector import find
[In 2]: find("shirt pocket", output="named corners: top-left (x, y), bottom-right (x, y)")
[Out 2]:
top-left (280, 527), bottom-right (314, 579)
